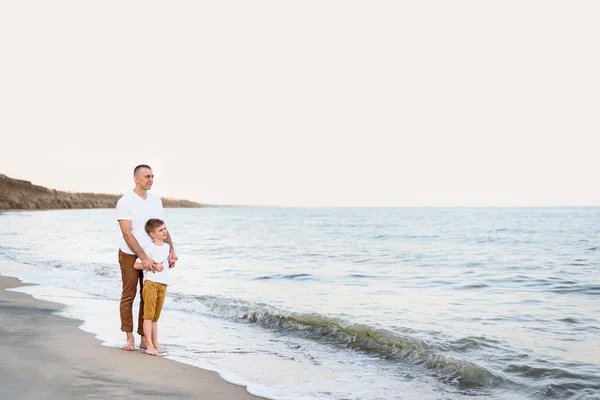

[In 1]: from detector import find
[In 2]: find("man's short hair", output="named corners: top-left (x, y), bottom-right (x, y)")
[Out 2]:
top-left (134, 164), bottom-right (152, 176)
top-left (145, 218), bottom-right (165, 235)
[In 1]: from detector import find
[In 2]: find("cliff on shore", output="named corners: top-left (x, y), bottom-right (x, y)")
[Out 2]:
top-left (0, 174), bottom-right (203, 210)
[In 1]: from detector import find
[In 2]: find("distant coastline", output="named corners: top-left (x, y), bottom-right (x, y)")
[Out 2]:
top-left (0, 174), bottom-right (203, 210)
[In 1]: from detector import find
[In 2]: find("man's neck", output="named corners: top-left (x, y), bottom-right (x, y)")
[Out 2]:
top-left (133, 187), bottom-right (147, 199)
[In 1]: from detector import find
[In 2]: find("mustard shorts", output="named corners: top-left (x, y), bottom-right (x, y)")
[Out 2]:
top-left (142, 280), bottom-right (167, 322)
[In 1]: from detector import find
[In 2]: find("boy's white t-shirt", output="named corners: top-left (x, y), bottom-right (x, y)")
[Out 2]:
top-left (139, 242), bottom-right (171, 285)
top-left (116, 191), bottom-right (164, 254)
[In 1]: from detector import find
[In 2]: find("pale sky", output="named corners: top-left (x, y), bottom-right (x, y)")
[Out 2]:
top-left (1, 1), bottom-right (598, 207)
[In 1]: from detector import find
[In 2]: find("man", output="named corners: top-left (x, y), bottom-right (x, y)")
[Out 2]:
top-left (117, 164), bottom-right (178, 351)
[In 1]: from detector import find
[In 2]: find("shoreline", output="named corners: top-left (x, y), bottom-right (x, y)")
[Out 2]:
top-left (0, 274), bottom-right (265, 400)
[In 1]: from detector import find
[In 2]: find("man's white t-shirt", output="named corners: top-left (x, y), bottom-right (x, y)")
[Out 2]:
top-left (139, 242), bottom-right (171, 285)
top-left (116, 191), bottom-right (164, 254)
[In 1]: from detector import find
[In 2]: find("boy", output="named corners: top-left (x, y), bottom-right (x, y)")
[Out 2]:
top-left (133, 218), bottom-right (172, 356)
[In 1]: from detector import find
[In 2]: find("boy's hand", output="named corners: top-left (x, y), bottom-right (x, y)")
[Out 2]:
top-left (154, 262), bottom-right (164, 272)
top-left (169, 251), bottom-right (178, 268)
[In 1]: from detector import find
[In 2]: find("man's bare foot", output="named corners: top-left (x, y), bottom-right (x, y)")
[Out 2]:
top-left (154, 344), bottom-right (166, 352)
top-left (140, 336), bottom-right (147, 350)
top-left (145, 347), bottom-right (160, 356)
top-left (122, 339), bottom-right (135, 351)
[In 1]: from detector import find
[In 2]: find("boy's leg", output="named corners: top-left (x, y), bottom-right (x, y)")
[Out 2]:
top-left (152, 284), bottom-right (167, 351)
top-left (142, 281), bottom-right (160, 356)
top-left (118, 250), bottom-right (140, 351)
top-left (152, 321), bottom-right (162, 352)
top-left (142, 319), bottom-right (159, 356)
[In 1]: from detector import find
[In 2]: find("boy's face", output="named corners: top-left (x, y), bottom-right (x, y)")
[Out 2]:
top-left (149, 224), bottom-right (168, 240)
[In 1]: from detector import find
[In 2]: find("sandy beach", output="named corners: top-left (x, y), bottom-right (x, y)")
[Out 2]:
top-left (0, 275), bottom-right (265, 400)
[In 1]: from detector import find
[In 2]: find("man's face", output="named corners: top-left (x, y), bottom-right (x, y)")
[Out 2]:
top-left (134, 168), bottom-right (154, 190)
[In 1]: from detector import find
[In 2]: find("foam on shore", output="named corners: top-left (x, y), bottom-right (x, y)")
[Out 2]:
top-left (0, 271), bottom-right (265, 400)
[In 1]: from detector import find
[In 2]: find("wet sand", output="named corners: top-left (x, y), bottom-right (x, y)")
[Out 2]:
top-left (0, 275), bottom-right (265, 400)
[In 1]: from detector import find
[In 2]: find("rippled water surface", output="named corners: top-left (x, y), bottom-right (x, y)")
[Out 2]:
top-left (1, 207), bottom-right (599, 399)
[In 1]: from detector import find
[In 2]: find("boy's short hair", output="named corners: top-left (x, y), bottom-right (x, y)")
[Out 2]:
top-left (145, 218), bottom-right (165, 235)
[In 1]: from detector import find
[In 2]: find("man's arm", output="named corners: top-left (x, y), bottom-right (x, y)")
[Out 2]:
top-left (164, 229), bottom-right (178, 268)
top-left (118, 220), bottom-right (155, 271)
top-left (158, 200), bottom-right (177, 268)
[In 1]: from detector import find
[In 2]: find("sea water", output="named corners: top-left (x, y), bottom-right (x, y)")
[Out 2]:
top-left (0, 207), bottom-right (599, 399)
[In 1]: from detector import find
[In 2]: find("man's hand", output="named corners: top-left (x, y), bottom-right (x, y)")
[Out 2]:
top-left (154, 262), bottom-right (164, 272)
top-left (141, 257), bottom-right (155, 271)
top-left (169, 251), bottom-right (178, 268)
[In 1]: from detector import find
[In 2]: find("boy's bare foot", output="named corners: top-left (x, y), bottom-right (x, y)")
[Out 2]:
top-left (154, 345), bottom-right (166, 352)
top-left (122, 339), bottom-right (135, 351)
top-left (145, 347), bottom-right (161, 356)
top-left (140, 336), bottom-right (147, 350)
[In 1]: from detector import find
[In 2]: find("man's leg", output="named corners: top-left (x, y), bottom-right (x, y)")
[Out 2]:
top-left (119, 250), bottom-right (139, 351)
top-left (137, 272), bottom-right (145, 344)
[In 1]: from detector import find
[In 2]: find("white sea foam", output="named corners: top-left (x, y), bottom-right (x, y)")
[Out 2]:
top-left (1, 260), bottom-right (450, 400)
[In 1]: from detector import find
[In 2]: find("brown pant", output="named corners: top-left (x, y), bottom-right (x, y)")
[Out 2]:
top-left (118, 249), bottom-right (144, 335)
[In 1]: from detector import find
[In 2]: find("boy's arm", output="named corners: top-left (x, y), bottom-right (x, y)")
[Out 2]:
top-left (134, 260), bottom-right (163, 272)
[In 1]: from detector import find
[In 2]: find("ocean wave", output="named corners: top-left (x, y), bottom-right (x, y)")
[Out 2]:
top-left (346, 274), bottom-right (379, 279)
top-left (549, 284), bottom-right (600, 296)
top-left (505, 363), bottom-right (600, 399)
top-left (446, 336), bottom-right (504, 352)
top-left (94, 264), bottom-right (116, 277)
top-left (254, 273), bottom-right (315, 281)
top-left (168, 292), bottom-right (501, 388)
top-left (0, 250), bottom-right (118, 280)
top-left (456, 283), bottom-right (490, 290)
top-left (490, 275), bottom-right (600, 297)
